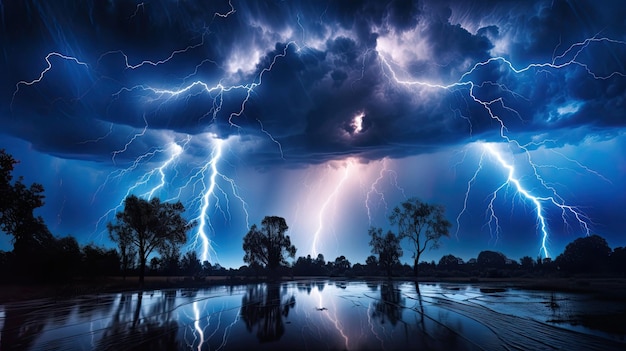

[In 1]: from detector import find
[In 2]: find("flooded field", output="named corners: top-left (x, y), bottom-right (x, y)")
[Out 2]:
top-left (1, 280), bottom-right (625, 350)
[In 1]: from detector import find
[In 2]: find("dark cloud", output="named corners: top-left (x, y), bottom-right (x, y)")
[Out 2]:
top-left (1, 0), bottom-right (625, 167)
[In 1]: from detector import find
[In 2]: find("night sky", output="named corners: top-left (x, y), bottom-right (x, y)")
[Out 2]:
top-left (1, 0), bottom-right (625, 269)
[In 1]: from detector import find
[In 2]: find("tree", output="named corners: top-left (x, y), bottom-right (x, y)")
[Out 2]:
top-left (202, 260), bottom-right (213, 274)
top-left (369, 227), bottom-right (403, 277)
top-left (438, 254), bottom-right (462, 270)
top-left (149, 257), bottom-right (161, 273)
top-left (117, 230), bottom-right (137, 280)
top-left (315, 253), bottom-right (325, 267)
top-left (365, 255), bottom-right (378, 269)
top-left (52, 236), bottom-right (83, 280)
top-left (0, 150), bottom-right (54, 270)
top-left (520, 256), bottom-right (534, 271)
top-left (294, 253), bottom-right (328, 276)
top-left (389, 198), bottom-right (451, 276)
top-left (159, 244), bottom-right (181, 275)
top-left (180, 251), bottom-right (202, 276)
top-left (313, 253), bottom-right (326, 275)
top-left (555, 234), bottom-right (611, 273)
top-left (477, 250), bottom-right (506, 269)
top-left (610, 247), bottom-right (626, 275)
top-left (242, 216), bottom-right (296, 274)
top-left (107, 195), bottom-right (195, 285)
top-left (82, 244), bottom-right (120, 276)
top-left (293, 255), bottom-right (313, 276)
top-left (333, 255), bottom-right (351, 270)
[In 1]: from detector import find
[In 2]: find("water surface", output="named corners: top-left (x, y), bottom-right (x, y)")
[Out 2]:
top-left (1, 280), bottom-right (624, 350)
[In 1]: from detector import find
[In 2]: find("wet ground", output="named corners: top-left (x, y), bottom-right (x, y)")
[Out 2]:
top-left (1, 280), bottom-right (624, 350)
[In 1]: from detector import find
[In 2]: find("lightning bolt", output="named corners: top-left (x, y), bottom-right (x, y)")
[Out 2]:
top-left (312, 159), bottom-right (352, 257)
top-left (376, 35), bottom-right (622, 257)
top-left (77, 123), bottom-right (114, 145)
top-left (455, 150), bottom-right (485, 240)
top-left (91, 130), bottom-right (250, 265)
top-left (365, 158), bottom-right (406, 225)
top-left (481, 143), bottom-right (591, 258)
top-left (214, 0), bottom-right (236, 19)
top-left (91, 137), bottom-right (189, 238)
top-left (150, 134), bottom-right (249, 264)
top-left (110, 114), bottom-right (149, 165)
top-left (128, 2), bottom-right (144, 20)
top-left (126, 40), bottom-right (298, 144)
top-left (549, 149), bottom-right (613, 185)
top-left (192, 137), bottom-right (224, 263)
top-left (11, 52), bottom-right (89, 107)
top-left (143, 139), bottom-right (186, 200)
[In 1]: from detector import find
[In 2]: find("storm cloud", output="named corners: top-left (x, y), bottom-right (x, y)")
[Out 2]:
top-left (2, 0), bottom-right (625, 166)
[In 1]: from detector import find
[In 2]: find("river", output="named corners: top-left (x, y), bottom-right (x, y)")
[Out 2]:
top-left (1, 280), bottom-right (624, 350)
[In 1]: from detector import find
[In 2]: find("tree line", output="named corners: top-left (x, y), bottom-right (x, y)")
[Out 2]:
top-left (240, 203), bottom-right (626, 279)
top-left (0, 150), bottom-right (202, 283)
top-left (239, 198), bottom-right (452, 278)
top-left (1, 149), bottom-right (625, 286)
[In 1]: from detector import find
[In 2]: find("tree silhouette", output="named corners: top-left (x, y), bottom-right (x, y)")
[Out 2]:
top-left (82, 244), bottom-right (120, 277)
top-left (180, 250), bottom-right (202, 276)
top-left (390, 198), bottom-right (451, 276)
top-left (610, 247), bottom-right (626, 275)
top-left (117, 229), bottom-right (136, 280)
top-left (369, 227), bottom-right (403, 276)
top-left (107, 195), bottom-right (195, 285)
top-left (520, 256), bottom-right (534, 271)
top-left (365, 255), bottom-right (378, 272)
top-left (315, 253), bottom-right (325, 267)
top-left (438, 254), bottom-right (462, 270)
top-left (160, 244), bottom-right (181, 275)
top-left (243, 216), bottom-right (296, 274)
top-left (555, 234), bottom-right (611, 273)
top-left (477, 250), bottom-right (507, 269)
top-left (0, 149), bottom-right (58, 280)
top-left (331, 255), bottom-right (351, 275)
top-left (0, 150), bottom-right (54, 276)
top-left (52, 236), bottom-right (83, 280)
